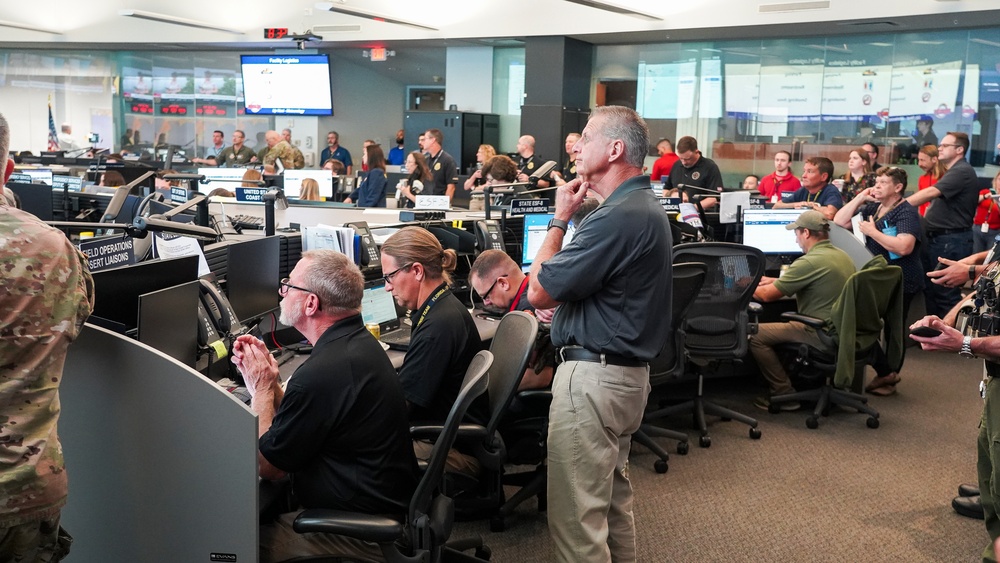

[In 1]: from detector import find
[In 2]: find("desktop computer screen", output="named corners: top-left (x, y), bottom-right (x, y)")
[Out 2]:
top-left (6, 182), bottom-right (54, 221)
top-left (741, 209), bottom-right (806, 255)
top-left (283, 169), bottom-right (334, 199)
top-left (521, 212), bottom-right (575, 270)
top-left (138, 281), bottom-right (200, 368)
top-left (91, 255), bottom-right (201, 330)
top-left (225, 236), bottom-right (281, 322)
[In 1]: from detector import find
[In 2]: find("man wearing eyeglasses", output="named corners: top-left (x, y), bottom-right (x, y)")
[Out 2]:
top-left (233, 249), bottom-right (418, 563)
top-left (470, 249), bottom-right (555, 390)
top-left (907, 131), bottom-right (980, 318)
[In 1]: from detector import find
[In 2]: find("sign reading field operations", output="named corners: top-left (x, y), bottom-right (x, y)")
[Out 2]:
top-left (79, 236), bottom-right (136, 272)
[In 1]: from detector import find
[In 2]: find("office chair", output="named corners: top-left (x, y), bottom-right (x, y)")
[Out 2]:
top-left (421, 312), bottom-right (538, 531)
top-left (648, 243), bottom-right (765, 448)
top-left (290, 350), bottom-right (494, 563)
top-left (769, 256), bottom-right (903, 429)
top-left (633, 262), bottom-right (707, 473)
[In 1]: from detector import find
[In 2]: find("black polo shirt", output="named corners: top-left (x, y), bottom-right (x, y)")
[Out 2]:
top-left (259, 315), bottom-right (417, 516)
top-left (399, 285), bottom-right (484, 423)
top-left (426, 150), bottom-right (459, 197)
top-left (925, 158), bottom-right (980, 232)
top-left (537, 175), bottom-right (673, 361)
top-left (663, 155), bottom-right (724, 194)
top-left (560, 157), bottom-right (578, 183)
top-left (518, 154), bottom-right (545, 177)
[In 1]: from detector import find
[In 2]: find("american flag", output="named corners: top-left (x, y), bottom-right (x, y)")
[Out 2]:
top-left (47, 100), bottom-right (59, 151)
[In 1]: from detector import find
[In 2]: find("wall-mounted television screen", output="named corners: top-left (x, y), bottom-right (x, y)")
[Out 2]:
top-left (240, 54), bottom-right (333, 116)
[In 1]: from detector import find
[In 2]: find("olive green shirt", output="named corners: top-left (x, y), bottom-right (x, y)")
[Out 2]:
top-left (772, 239), bottom-right (855, 329)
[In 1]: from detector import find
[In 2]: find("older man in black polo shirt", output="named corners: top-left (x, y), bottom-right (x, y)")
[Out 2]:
top-left (528, 106), bottom-right (673, 563)
top-left (907, 131), bottom-right (980, 318)
top-left (233, 249), bottom-right (417, 562)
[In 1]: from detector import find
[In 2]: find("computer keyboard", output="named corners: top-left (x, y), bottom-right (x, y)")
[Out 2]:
top-left (230, 214), bottom-right (264, 230)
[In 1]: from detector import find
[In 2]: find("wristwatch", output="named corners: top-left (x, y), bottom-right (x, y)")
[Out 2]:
top-left (960, 336), bottom-right (976, 359)
top-left (547, 218), bottom-right (568, 233)
top-left (970, 265), bottom-right (978, 281)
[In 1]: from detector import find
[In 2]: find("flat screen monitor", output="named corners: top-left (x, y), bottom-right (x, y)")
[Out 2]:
top-left (741, 209), bottom-right (806, 255)
top-left (198, 167), bottom-right (250, 191)
top-left (240, 54), bottom-right (334, 116)
top-left (5, 182), bottom-right (54, 221)
top-left (283, 169), bottom-right (334, 199)
top-left (138, 281), bottom-right (200, 368)
top-left (521, 212), bottom-right (575, 269)
top-left (361, 284), bottom-right (400, 331)
top-left (91, 256), bottom-right (200, 330)
top-left (225, 236), bottom-right (280, 322)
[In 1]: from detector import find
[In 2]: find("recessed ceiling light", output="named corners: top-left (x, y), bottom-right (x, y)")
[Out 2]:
top-left (119, 9), bottom-right (244, 34)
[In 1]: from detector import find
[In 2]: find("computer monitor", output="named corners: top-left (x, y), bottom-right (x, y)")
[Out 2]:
top-left (361, 284), bottom-right (401, 331)
top-left (521, 212), bottom-right (575, 270)
top-left (138, 280), bottom-right (200, 368)
top-left (198, 167), bottom-right (248, 189)
top-left (225, 236), bottom-right (281, 322)
top-left (90, 255), bottom-right (201, 330)
top-left (5, 182), bottom-right (54, 221)
top-left (741, 209), bottom-right (806, 255)
top-left (283, 169), bottom-right (334, 199)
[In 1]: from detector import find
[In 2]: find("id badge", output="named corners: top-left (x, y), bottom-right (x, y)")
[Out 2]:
top-left (982, 379), bottom-right (988, 400)
top-left (983, 223), bottom-right (990, 233)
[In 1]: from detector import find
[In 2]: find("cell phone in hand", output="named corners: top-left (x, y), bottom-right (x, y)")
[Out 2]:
top-left (910, 326), bottom-right (942, 338)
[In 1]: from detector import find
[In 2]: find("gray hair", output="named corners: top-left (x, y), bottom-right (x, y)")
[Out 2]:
top-left (300, 249), bottom-right (364, 315)
top-left (590, 106), bottom-right (649, 169)
top-left (0, 112), bottom-right (8, 173)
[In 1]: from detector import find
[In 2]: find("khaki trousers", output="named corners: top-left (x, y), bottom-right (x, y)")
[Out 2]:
top-left (749, 321), bottom-right (825, 396)
top-left (259, 510), bottom-right (384, 563)
top-left (547, 359), bottom-right (650, 563)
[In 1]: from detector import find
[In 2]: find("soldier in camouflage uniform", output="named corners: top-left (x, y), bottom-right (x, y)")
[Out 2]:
top-left (0, 112), bottom-right (95, 562)
top-left (263, 130), bottom-right (299, 170)
top-left (281, 129), bottom-right (306, 169)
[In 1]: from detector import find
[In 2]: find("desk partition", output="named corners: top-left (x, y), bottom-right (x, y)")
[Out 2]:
top-left (61, 324), bottom-right (259, 562)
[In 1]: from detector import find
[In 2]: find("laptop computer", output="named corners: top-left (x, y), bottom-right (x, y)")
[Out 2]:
top-left (361, 283), bottom-right (412, 351)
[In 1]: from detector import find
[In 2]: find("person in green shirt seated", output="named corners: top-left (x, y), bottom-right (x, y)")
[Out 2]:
top-left (748, 210), bottom-right (857, 411)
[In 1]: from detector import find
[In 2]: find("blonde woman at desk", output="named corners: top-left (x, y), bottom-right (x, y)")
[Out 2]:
top-left (299, 178), bottom-right (321, 201)
top-left (834, 166), bottom-right (921, 396)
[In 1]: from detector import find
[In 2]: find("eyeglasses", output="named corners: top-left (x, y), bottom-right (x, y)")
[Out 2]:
top-left (383, 263), bottom-right (413, 285)
top-left (279, 277), bottom-right (314, 297)
top-left (478, 274), bottom-right (508, 301)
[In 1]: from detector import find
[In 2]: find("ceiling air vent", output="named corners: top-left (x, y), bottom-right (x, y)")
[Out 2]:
top-left (759, 1), bottom-right (831, 13)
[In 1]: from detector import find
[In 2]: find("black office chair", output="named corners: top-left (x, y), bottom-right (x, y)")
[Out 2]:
top-left (632, 262), bottom-right (707, 473)
top-left (425, 312), bottom-right (538, 529)
top-left (649, 243), bottom-right (765, 448)
top-left (768, 258), bottom-right (903, 429)
top-left (290, 350), bottom-right (494, 563)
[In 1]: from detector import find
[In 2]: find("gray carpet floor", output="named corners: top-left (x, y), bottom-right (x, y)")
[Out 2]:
top-left (453, 346), bottom-right (989, 562)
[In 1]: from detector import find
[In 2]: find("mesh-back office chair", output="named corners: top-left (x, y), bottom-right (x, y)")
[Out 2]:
top-left (290, 351), bottom-right (494, 563)
top-left (769, 257), bottom-right (903, 429)
top-left (633, 262), bottom-right (707, 473)
top-left (415, 312), bottom-right (538, 531)
top-left (649, 243), bottom-right (765, 448)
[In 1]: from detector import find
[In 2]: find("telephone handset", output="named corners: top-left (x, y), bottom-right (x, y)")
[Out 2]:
top-left (345, 221), bottom-right (382, 271)
top-left (475, 220), bottom-right (505, 253)
top-left (196, 300), bottom-right (222, 348)
top-left (199, 278), bottom-right (245, 336)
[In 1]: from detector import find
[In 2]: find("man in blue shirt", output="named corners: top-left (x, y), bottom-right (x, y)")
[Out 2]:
top-left (320, 131), bottom-right (353, 175)
top-left (387, 129), bottom-right (405, 166)
top-left (774, 156), bottom-right (843, 219)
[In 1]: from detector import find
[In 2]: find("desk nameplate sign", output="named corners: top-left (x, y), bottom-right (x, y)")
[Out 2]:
top-left (170, 186), bottom-right (192, 203)
top-left (78, 235), bottom-right (136, 272)
top-left (658, 197), bottom-right (681, 214)
top-left (414, 195), bottom-right (450, 210)
top-left (510, 199), bottom-right (550, 216)
top-left (235, 187), bottom-right (268, 204)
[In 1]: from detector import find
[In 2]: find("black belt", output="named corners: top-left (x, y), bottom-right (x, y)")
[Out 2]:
top-left (559, 347), bottom-right (647, 367)
top-left (926, 228), bottom-right (969, 238)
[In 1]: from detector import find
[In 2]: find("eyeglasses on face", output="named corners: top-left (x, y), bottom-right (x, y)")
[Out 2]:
top-left (279, 277), bottom-right (313, 297)
top-left (383, 263), bottom-right (413, 285)
top-left (478, 274), bottom-right (508, 301)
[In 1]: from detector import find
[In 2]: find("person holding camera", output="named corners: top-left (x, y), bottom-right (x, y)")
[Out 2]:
top-left (396, 151), bottom-right (432, 208)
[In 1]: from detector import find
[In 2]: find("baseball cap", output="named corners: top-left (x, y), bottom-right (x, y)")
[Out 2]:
top-left (785, 210), bottom-right (829, 231)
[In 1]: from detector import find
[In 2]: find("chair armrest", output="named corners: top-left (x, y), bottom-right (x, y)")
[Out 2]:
top-left (748, 302), bottom-right (763, 315)
top-left (780, 311), bottom-right (825, 329)
top-left (293, 509), bottom-right (404, 543)
top-left (411, 423), bottom-right (487, 442)
top-left (515, 389), bottom-right (552, 411)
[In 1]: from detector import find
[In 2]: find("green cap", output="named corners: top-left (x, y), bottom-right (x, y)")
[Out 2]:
top-left (785, 210), bottom-right (829, 231)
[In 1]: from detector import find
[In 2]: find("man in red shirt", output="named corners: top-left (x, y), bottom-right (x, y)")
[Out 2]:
top-left (758, 150), bottom-right (801, 203)
top-left (650, 138), bottom-right (679, 181)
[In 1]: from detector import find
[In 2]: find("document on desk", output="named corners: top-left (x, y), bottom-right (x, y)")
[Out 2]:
top-left (153, 232), bottom-right (211, 277)
top-left (303, 224), bottom-right (355, 263)
top-left (850, 213), bottom-right (866, 246)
